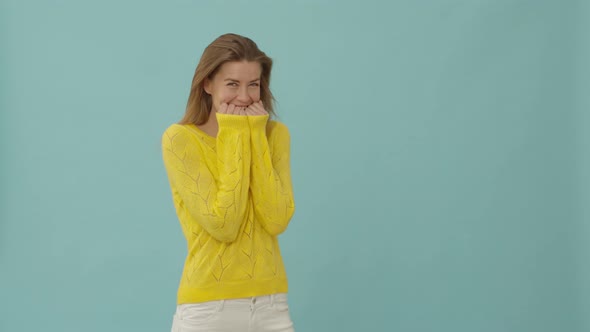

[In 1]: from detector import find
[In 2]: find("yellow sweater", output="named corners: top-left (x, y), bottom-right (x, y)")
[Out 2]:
top-left (161, 113), bottom-right (295, 304)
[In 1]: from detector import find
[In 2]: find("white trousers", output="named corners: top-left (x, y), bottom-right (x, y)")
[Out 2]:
top-left (170, 293), bottom-right (295, 332)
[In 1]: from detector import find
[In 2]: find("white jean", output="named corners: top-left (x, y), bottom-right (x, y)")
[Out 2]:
top-left (170, 293), bottom-right (295, 332)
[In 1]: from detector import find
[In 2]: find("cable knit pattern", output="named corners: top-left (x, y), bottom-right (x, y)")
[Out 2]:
top-left (161, 113), bottom-right (295, 304)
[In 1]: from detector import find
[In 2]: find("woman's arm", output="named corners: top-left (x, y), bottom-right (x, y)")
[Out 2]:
top-left (161, 114), bottom-right (251, 243)
top-left (248, 115), bottom-right (295, 236)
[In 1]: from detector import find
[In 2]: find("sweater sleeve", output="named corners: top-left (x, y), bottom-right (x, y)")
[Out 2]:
top-left (248, 115), bottom-right (295, 236)
top-left (161, 114), bottom-right (251, 243)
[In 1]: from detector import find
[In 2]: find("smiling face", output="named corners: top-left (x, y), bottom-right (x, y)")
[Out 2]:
top-left (203, 61), bottom-right (262, 113)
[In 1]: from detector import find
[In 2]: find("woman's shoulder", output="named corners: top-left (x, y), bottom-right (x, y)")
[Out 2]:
top-left (164, 122), bottom-right (216, 138)
top-left (162, 123), bottom-right (189, 143)
top-left (161, 123), bottom-right (211, 149)
top-left (162, 123), bottom-right (185, 135)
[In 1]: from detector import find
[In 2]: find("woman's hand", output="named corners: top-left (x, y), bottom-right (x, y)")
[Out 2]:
top-left (217, 103), bottom-right (247, 115)
top-left (245, 101), bottom-right (269, 116)
top-left (217, 102), bottom-right (267, 116)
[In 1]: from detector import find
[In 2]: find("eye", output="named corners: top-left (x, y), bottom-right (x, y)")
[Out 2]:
top-left (226, 82), bottom-right (238, 87)
top-left (249, 83), bottom-right (260, 87)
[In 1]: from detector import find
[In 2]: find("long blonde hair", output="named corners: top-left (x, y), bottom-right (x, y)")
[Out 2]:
top-left (179, 33), bottom-right (276, 125)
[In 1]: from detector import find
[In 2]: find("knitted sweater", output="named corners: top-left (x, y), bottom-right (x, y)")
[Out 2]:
top-left (161, 113), bottom-right (295, 304)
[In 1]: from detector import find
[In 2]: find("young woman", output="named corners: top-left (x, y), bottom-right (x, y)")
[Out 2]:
top-left (161, 33), bottom-right (296, 332)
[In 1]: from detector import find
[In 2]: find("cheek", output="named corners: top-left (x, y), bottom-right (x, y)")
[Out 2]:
top-left (250, 89), bottom-right (261, 101)
top-left (216, 89), bottom-right (236, 104)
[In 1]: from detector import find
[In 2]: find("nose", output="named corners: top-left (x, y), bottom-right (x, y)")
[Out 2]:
top-left (234, 86), bottom-right (251, 105)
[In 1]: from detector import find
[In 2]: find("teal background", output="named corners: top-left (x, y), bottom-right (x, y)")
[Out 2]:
top-left (1, 0), bottom-right (588, 331)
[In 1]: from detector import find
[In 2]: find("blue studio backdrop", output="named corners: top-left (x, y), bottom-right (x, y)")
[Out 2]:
top-left (1, 1), bottom-right (589, 331)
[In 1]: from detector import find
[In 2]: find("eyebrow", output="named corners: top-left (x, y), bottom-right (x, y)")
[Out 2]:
top-left (224, 78), bottom-right (261, 83)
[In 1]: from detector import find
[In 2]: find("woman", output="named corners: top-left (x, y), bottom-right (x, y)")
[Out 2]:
top-left (161, 33), bottom-right (296, 332)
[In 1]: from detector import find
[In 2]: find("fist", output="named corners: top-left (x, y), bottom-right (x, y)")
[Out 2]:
top-left (217, 103), bottom-right (247, 115)
top-left (245, 101), bottom-right (269, 116)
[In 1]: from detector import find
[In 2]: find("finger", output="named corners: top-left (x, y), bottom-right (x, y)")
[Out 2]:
top-left (248, 106), bottom-right (261, 116)
top-left (252, 102), bottom-right (266, 115)
top-left (218, 103), bottom-right (228, 114)
top-left (246, 103), bottom-right (259, 114)
top-left (244, 106), bottom-right (254, 116)
top-left (227, 104), bottom-right (236, 115)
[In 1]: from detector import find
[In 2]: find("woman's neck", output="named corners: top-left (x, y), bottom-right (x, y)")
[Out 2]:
top-left (198, 110), bottom-right (218, 138)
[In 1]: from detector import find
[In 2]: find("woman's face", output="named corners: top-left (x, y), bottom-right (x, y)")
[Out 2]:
top-left (204, 61), bottom-right (262, 113)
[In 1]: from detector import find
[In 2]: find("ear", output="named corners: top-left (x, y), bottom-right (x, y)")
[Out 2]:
top-left (203, 78), bottom-right (211, 95)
